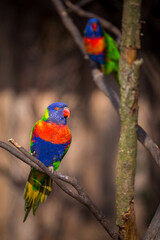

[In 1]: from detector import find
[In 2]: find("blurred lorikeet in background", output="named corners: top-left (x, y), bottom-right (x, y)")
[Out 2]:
top-left (83, 18), bottom-right (120, 82)
top-left (23, 102), bottom-right (71, 221)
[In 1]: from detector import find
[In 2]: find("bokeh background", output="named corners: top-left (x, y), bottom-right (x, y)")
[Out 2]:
top-left (0, 0), bottom-right (160, 239)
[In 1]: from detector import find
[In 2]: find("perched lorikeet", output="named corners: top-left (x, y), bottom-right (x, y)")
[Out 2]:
top-left (83, 18), bottom-right (120, 81)
top-left (23, 102), bottom-right (71, 221)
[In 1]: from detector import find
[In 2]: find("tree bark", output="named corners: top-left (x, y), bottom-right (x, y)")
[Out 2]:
top-left (116, 0), bottom-right (142, 238)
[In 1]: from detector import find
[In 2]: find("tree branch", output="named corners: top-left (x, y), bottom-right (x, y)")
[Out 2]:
top-left (91, 67), bottom-right (160, 168)
top-left (50, 0), bottom-right (87, 58)
top-left (3, 138), bottom-right (118, 240)
top-left (143, 203), bottom-right (160, 240)
top-left (91, 67), bottom-right (120, 110)
top-left (137, 126), bottom-right (160, 167)
top-left (67, 0), bottom-right (94, 12)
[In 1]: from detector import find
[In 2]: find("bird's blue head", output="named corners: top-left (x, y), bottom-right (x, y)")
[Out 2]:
top-left (41, 102), bottom-right (70, 125)
top-left (84, 18), bottom-right (103, 38)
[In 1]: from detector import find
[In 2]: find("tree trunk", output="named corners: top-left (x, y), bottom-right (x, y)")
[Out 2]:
top-left (116, 0), bottom-right (143, 238)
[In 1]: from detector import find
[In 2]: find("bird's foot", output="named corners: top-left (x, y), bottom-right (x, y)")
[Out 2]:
top-left (48, 166), bottom-right (54, 173)
top-left (31, 151), bottom-right (36, 156)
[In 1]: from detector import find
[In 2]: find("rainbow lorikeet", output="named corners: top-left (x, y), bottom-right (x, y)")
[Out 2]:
top-left (83, 18), bottom-right (120, 81)
top-left (23, 102), bottom-right (71, 222)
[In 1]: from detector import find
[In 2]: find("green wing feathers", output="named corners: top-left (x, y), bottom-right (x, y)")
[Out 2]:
top-left (103, 31), bottom-right (120, 81)
top-left (23, 168), bottom-right (52, 222)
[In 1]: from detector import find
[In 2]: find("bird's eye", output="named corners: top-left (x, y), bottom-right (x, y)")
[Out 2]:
top-left (55, 107), bottom-right (59, 111)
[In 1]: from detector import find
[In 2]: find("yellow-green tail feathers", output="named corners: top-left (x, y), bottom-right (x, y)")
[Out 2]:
top-left (23, 168), bottom-right (52, 222)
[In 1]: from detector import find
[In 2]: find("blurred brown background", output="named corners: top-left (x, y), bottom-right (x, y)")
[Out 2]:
top-left (0, 0), bottom-right (160, 239)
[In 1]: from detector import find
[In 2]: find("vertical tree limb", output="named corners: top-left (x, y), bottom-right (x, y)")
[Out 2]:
top-left (116, 0), bottom-right (142, 238)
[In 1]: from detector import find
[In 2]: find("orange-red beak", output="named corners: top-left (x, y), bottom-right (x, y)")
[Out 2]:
top-left (63, 107), bottom-right (70, 118)
top-left (92, 23), bottom-right (97, 32)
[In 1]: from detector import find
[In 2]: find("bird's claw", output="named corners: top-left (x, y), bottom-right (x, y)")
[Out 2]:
top-left (48, 166), bottom-right (54, 173)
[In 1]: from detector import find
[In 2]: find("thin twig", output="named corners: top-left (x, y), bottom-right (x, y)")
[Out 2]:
top-left (7, 138), bottom-right (119, 240)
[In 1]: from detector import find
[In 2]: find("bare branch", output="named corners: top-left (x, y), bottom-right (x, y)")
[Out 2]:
top-left (91, 70), bottom-right (160, 167)
top-left (8, 139), bottom-right (84, 199)
top-left (0, 140), bottom-right (42, 171)
top-left (6, 138), bottom-right (119, 240)
top-left (74, 0), bottom-right (94, 7)
top-left (64, 0), bottom-right (121, 40)
top-left (91, 67), bottom-right (120, 110)
top-left (143, 203), bottom-right (160, 240)
top-left (50, 0), bottom-right (87, 58)
top-left (137, 126), bottom-right (160, 167)
top-left (67, 0), bottom-right (94, 11)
